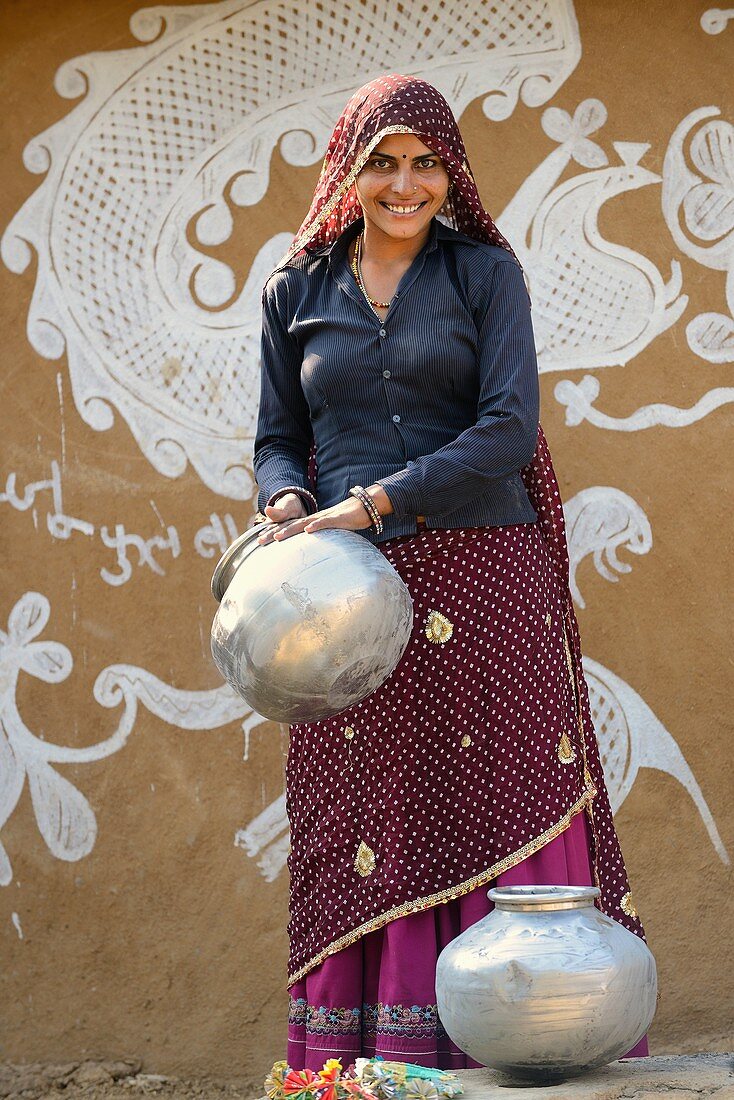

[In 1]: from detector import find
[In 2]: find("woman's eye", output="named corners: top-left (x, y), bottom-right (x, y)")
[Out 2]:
top-left (418, 158), bottom-right (439, 169)
top-left (370, 158), bottom-right (391, 170)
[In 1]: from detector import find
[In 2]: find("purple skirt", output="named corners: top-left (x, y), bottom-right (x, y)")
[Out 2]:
top-left (284, 515), bottom-right (647, 1069)
top-left (287, 811), bottom-right (648, 1068)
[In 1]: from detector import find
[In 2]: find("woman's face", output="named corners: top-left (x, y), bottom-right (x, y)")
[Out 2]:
top-left (355, 133), bottom-right (450, 242)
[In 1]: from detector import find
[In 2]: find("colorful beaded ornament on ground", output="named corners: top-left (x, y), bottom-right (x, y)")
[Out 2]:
top-left (264, 1057), bottom-right (464, 1100)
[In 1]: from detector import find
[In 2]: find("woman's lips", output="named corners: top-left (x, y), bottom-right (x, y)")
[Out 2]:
top-left (378, 200), bottom-right (428, 216)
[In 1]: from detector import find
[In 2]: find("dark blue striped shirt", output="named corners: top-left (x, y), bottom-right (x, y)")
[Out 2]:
top-left (253, 218), bottom-right (539, 543)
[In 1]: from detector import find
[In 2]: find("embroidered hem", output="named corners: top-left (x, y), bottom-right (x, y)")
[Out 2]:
top-left (289, 997), bottom-right (362, 1036)
top-left (286, 786), bottom-right (595, 986)
top-left (288, 998), bottom-right (446, 1040)
top-left (363, 1002), bottom-right (446, 1039)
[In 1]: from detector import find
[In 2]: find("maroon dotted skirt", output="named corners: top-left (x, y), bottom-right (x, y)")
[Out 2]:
top-left (284, 431), bottom-right (645, 1068)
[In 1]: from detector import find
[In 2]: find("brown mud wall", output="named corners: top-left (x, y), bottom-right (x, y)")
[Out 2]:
top-left (0, 1), bottom-right (732, 1093)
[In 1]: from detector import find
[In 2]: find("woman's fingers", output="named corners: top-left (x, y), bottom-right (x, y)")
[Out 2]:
top-left (303, 513), bottom-right (336, 532)
top-left (256, 498), bottom-right (372, 543)
top-left (257, 516), bottom-right (310, 544)
top-left (273, 517), bottom-right (310, 540)
top-left (258, 513), bottom-right (334, 542)
top-left (256, 495), bottom-right (310, 542)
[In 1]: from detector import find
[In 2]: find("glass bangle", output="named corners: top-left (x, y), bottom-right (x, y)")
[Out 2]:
top-left (349, 485), bottom-right (383, 534)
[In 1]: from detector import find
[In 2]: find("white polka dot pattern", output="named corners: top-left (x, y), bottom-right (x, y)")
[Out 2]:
top-left (285, 512), bottom-right (642, 987)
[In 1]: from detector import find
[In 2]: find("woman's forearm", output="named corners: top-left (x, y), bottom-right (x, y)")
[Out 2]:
top-left (366, 483), bottom-right (394, 517)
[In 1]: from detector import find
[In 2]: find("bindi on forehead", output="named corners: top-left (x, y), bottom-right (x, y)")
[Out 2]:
top-left (373, 133), bottom-right (437, 159)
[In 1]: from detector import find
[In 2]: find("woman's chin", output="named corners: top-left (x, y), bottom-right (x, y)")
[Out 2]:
top-left (368, 213), bottom-right (435, 240)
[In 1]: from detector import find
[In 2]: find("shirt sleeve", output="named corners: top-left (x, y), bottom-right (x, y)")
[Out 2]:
top-left (252, 273), bottom-right (314, 513)
top-left (375, 258), bottom-right (539, 518)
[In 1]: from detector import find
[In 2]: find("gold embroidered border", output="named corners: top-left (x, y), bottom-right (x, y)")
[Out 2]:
top-left (287, 787), bottom-right (594, 987)
top-left (562, 614), bottom-right (602, 890)
top-left (280, 126), bottom-right (415, 267)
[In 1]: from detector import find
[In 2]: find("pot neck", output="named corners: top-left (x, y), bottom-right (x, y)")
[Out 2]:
top-left (211, 522), bottom-right (283, 602)
top-left (488, 885), bottom-right (600, 913)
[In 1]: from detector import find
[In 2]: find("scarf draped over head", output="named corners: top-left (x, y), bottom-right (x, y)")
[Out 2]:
top-left (283, 73), bottom-right (517, 263)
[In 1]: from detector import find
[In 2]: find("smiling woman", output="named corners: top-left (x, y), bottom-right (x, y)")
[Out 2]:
top-left (358, 137), bottom-right (449, 233)
top-left (251, 73), bottom-right (648, 1071)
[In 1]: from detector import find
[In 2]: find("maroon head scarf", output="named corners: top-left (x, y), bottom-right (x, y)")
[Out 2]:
top-left (283, 73), bottom-right (516, 263)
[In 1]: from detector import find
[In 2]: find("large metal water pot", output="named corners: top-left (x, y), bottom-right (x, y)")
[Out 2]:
top-left (210, 524), bottom-right (413, 723)
top-left (436, 885), bottom-right (657, 1083)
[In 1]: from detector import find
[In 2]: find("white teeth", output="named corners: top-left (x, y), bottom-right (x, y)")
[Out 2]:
top-left (384, 203), bottom-right (423, 213)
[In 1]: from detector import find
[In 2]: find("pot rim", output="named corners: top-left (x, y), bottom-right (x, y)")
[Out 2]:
top-left (211, 522), bottom-right (282, 602)
top-left (488, 885), bottom-right (601, 912)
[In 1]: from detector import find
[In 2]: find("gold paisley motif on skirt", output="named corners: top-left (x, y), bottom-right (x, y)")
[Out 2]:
top-left (621, 891), bottom-right (639, 918)
top-left (354, 841), bottom-right (376, 878)
top-left (425, 609), bottom-right (453, 644)
top-left (557, 732), bottom-right (577, 764)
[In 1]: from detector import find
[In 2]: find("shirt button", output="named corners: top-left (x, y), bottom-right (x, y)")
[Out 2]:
top-left (382, 369), bottom-right (391, 378)
top-left (379, 328), bottom-right (387, 337)
top-left (392, 414), bottom-right (401, 423)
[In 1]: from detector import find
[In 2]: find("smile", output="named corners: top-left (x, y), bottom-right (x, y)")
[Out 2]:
top-left (380, 201), bottom-right (427, 215)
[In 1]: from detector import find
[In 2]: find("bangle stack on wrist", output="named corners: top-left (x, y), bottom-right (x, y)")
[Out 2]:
top-left (349, 485), bottom-right (384, 536)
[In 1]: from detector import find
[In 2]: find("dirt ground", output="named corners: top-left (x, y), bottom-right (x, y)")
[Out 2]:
top-left (4, 1055), bottom-right (734, 1100)
top-left (0, 1061), bottom-right (262, 1100)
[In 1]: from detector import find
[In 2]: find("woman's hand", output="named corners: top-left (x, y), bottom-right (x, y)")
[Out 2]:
top-left (257, 493), bottom-right (373, 545)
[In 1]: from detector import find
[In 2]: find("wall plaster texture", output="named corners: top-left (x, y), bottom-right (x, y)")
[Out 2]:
top-left (0, 1), bottom-right (732, 1095)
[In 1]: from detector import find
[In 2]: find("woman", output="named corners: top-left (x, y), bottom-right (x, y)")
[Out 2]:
top-left (253, 74), bottom-right (647, 1071)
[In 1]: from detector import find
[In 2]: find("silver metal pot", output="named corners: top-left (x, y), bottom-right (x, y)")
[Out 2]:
top-left (436, 884), bottom-right (657, 1083)
top-left (210, 524), bottom-right (413, 723)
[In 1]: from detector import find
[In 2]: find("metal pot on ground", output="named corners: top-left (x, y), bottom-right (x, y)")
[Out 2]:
top-left (436, 884), bottom-right (657, 1083)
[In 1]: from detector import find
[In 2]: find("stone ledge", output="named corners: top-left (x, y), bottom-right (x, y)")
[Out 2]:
top-left (455, 1052), bottom-right (734, 1099)
top-left (1, 1054), bottom-right (731, 1100)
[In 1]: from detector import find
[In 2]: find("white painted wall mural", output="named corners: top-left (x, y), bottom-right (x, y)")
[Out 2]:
top-left (497, 100), bottom-right (687, 373)
top-left (515, 98), bottom-right (734, 430)
top-left (0, 590), bottom-right (258, 886)
top-left (0, 1), bottom-right (729, 897)
top-left (563, 487), bottom-right (653, 610)
top-left (0, 0), bottom-right (582, 500)
top-left (554, 373), bottom-right (734, 430)
top-left (700, 8), bottom-right (734, 34)
top-left (1, 592), bottom-right (92, 887)
top-left (0, 455), bottom-right (244, 585)
top-left (662, 106), bottom-right (734, 364)
top-left (583, 659), bottom-right (728, 866)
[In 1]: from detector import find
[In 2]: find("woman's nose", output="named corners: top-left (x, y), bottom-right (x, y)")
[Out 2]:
top-left (391, 168), bottom-right (416, 196)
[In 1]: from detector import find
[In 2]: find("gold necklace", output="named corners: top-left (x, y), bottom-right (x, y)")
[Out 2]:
top-left (351, 233), bottom-right (391, 310)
